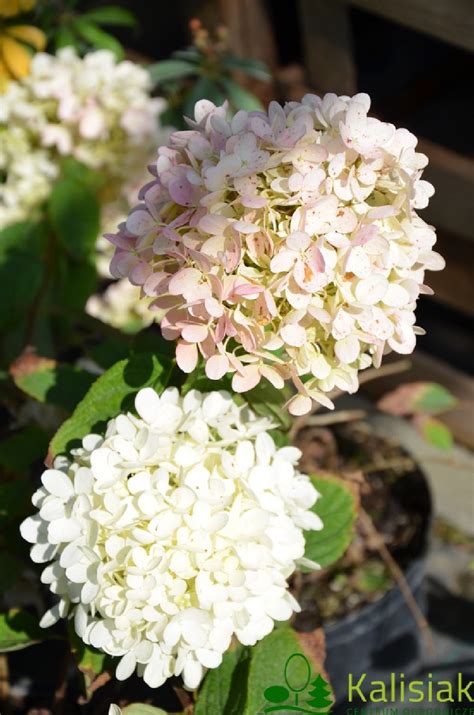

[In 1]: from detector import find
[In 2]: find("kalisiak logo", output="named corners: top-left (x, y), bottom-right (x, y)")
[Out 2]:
top-left (262, 653), bottom-right (333, 713)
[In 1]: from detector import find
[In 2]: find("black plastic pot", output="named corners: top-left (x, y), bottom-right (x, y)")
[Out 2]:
top-left (323, 455), bottom-right (432, 710)
top-left (324, 556), bottom-right (427, 708)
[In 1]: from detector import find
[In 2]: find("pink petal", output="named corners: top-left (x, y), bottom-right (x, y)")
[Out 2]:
top-left (233, 221), bottom-right (260, 234)
top-left (143, 271), bottom-right (169, 297)
top-left (169, 268), bottom-right (202, 296)
top-left (169, 177), bottom-right (198, 207)
top-left (307, 245), bottom-right (325, 273)
top-left (198, 214), bottom-right (229, 235)
top-left (241, 195), bottom-right (267, 209)
top-left (103, 232), bottom-right (135, 250)
top-left (232, 283), bottom-right (265, 297)
top-left (223, 236), bottom-right (241, 273)
top-left (287, 394), bottom-right (312, 416)
top-left (232, 365), bottom-right (261, 393)
top-left (126, 208), bottom-right (155, 236)
top-left (287, 231), bottom-right (311, 252)
top-left (260, 365), bottom-right (285, 389)
top-left (270, 250), bottom-right (296, 273)
top-left (205, 354), bottom-right (230, 380)
top-left (181, 324), bottom-right (209, 343)
top-left (204, 296), bottom-right (224, 318)
top-left (110, 252), bottom-right (139, 278)
top-left (129, 262), bottom-right (152, 286)
top-left (169, 209), bottom-right (194, 229)
top-left (176, 341), bottom-right (198, 373)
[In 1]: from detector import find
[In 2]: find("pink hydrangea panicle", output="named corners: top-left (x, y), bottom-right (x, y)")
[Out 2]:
top-left (108, 94), bottom-right (444, 414)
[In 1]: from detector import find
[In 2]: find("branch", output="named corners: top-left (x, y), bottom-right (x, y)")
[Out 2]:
top-left (358, 508), bottom-right (435, 656)
top-left (290, 409), bottom-right (366, 441)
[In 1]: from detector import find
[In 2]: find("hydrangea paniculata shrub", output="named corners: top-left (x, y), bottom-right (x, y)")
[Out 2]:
top-left (21, 388), bottom-right (322, 689)
top-left (109, 94), bottom-right (444, 415)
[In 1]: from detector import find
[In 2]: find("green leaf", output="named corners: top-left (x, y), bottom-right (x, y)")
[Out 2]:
top-left (0, 221), bottom-right (46, 331)
top-left (244, 627), bottom-right (328, 715)
top-left (222, 55), bottom-right (271, 81)
top-left (123, 705), bottom-right (168, 715)
top-left (172, 48), bottom-right (201, 62)
top-left (196, 628), bottom-right (329, 715)
top-left (59, 157), bottom-right (106, 193)
top-left (58, 256), bottom-right (98, 312)
top-left (303, 475), bottom-right (356, 569)
top-left (73, 19), bottom-right (124, 59)
top-left (11, 354), bottom-right (96, 412)
top-left (0, 609), bottom-right (44, 652)
top-left (413, 383), bottom-right (458, 414)
top-left (182, 359), bottom-right (230, 396)
top-left (241, 380), bottom-right (292, 432)
top-left (195, 645), bottom-right (249, 715)
top-left (0, 425), bottom-right (49, 477)
top-left (48, 177), bottom-right (100, 261)
top-left (50, 352), bottom-right (173, 457)
top-left (378, 381), bottom-right (457, 417)
top-left (82, 6), bottom-right (137, 27)
top-left (417, 415), bottom-right (453, 450)
top-left (55, 25), bottom-right (78, 50)
top-left (220, 77), bottom-right (263, 111)
top-left (148, 59), bottom-right (197, 83)
top-left (87, 334), bottom-right (130, 370)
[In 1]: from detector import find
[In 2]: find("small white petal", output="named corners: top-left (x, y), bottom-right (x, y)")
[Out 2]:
top-left (41, 470), bottom-right (74, 499)
top-left (135, 387), bottom-right (161, 423)
top-left (116, 651), bottom-right (137, 680)
top-left (40, 603), bottom-right (62, 628)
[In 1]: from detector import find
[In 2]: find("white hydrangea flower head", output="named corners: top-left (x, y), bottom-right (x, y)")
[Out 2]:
top-left (0, 125), bottom-right (58, 229)
top-left (85, 278), bottom-right (155, 332)
top-left (0, 48), bottom-right (166, 228)
top-left (109, 93), bottom-right (445, 415)
top-left (21, 388), bottom-right (322, 690)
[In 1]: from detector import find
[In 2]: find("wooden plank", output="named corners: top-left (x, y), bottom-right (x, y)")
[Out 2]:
top-left (418, 138), bottom-right (474, 242)
top-left (218, 0), bottom-right (278, 106)
top-left (423, 231), bottom-right (474, 316)
top-left (347, 0), bottom-right (474, 53)
top-left (219, 0), bottom-right (278, 69)
top-left (298, 0), bottom-right (357, 95)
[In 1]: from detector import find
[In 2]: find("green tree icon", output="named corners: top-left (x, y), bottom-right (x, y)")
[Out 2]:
top-left (307, 674), bottom-right (332, 711)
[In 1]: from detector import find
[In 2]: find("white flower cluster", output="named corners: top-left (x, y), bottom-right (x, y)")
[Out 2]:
top-left (21, 388), bottom-right (322, 689)
top-left (0, 48), bottom-right (165, 229)
top-left (85, 278), bottom-right (154, 332)
top-left (109, 94), bottom-right (444, 415)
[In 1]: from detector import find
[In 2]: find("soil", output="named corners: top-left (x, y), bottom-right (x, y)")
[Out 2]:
top-left (293, 419), bottom-right (432, 626)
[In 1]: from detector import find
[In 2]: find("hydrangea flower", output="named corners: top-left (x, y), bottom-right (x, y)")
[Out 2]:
top-left (86, 278), bottom-right (155, 332)
top-left (0, 48), bottom-right (166, 228)
top-left (21, 388), bottom-right (322, 689)
top-left (109, 94), bottom-right (445, 415)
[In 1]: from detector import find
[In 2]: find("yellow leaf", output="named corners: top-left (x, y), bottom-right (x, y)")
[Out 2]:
top-left (0, 0), bottom-right (35, 18)
top-left (0, 36), bottom-right (31, 78)
top-left (0, 0), bottom-right (20, 18)
top-left (6, 24), bottom-right (46, 50)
